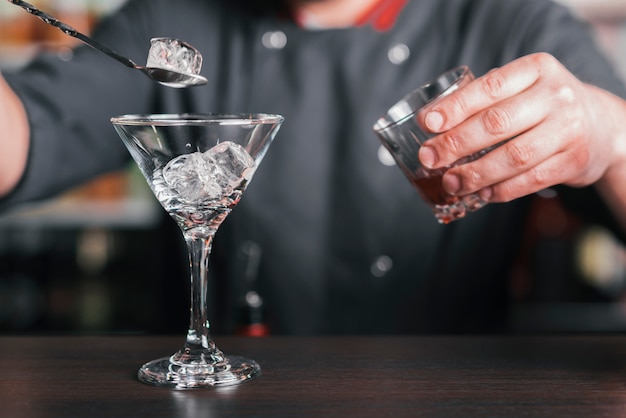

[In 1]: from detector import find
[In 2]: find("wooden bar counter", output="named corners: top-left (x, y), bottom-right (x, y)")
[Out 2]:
top-left (1, 335), bottom-right (626, 417)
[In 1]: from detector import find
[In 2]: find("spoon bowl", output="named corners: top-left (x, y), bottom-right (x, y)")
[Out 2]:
top-left (141, 67), bottom-right (208, 88)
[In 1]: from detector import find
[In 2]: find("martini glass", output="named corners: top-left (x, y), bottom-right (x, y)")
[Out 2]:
top-left (111, 113), bottom-right (283, 388)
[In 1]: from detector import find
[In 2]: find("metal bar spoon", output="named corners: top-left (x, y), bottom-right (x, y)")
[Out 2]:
top-left (8, 0), bottom-right (208, 88)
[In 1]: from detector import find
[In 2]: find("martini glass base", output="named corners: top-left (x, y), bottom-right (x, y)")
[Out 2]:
top-left (138, 355), bottom-right (261, 389)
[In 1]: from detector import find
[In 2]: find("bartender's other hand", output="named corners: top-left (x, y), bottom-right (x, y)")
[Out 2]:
top-left (417, 52), bottom-right (626, 203)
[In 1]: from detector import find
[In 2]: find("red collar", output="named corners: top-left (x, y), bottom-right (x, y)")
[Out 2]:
top-left (288, 0), bottom-right (408, 31)
top-left (355, 0), bottom-right (408, 32)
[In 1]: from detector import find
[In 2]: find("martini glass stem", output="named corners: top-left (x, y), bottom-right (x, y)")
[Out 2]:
top-left (175, 229), bottom-right (224, 363)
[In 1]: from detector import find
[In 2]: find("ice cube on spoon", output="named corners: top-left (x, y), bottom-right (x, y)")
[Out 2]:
top-left (147, 38), bottom-right (203, 75)
top-left (144, 37), bottom-right (207, 88)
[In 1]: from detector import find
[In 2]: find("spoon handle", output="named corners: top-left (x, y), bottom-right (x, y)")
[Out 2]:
top-left (7, 0), bottom-right (140, 69)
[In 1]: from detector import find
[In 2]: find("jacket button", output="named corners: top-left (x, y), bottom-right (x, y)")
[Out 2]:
top-left (388, 43), bottom-right (410, 65)
top-left (262, 31), bottom-right (287, 49)
top-left (377, 145), bottom-right (396, 166)
top-left (371, 255), bottom-right (394, 278)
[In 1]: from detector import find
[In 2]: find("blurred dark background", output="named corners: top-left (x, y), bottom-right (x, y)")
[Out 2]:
top-left (1, 0), bottom-right (626, 335)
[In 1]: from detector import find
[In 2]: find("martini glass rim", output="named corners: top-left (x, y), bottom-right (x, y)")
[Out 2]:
top-left (110, 112), bottom-right (285, 126)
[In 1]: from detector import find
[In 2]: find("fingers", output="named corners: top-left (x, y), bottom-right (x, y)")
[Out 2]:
top-left (469, 149), bottom-right (588, 203)
top-left (420, 86), bottom-right (550, 169)
top-left (417, 54), bottom-right (551, 169)
top-left (421, 58), bottom-right (541, 133)
top-left (414, 53), bottom-right (599, 203)
top-left (441, 120), bottom-right (588, 201)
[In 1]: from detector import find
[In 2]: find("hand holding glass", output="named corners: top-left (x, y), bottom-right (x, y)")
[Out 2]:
top-left (374, 66), bottom-right (493, 224)
top-left (112, 113), bottom-right (283, 388)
